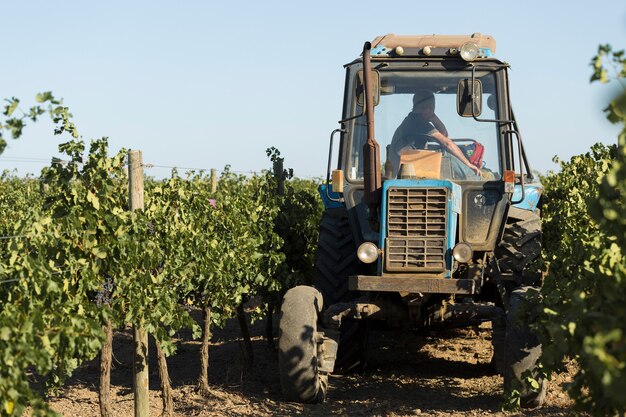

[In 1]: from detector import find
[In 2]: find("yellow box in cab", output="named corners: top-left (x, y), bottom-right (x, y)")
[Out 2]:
top-left (399, 150), bottom-right (442, 179)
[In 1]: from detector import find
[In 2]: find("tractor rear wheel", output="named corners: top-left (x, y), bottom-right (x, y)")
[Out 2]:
top-left (504, 287), bottom-right (546, 408)
top-left (278, 286), bottom-right (327, 403)
top-left (492, 207), bottom-right (542, 373)
top-left (314, 208), bottom-right (368, 373)
top-left (495, 207), bottom-right (542, 285)
top-left (494, 207), bottom-right (546, 408)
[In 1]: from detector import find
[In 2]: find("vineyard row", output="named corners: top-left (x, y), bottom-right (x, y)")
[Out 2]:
top-left (0, 140), bottom-right (322, 416)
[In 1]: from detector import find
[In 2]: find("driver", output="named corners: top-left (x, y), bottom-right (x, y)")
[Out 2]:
top-left (390, 90), bottom-right (481, 177)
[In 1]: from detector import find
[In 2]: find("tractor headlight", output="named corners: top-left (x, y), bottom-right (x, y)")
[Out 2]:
top-left (357, 242), bottom-right (379, 264)
top-left (460, 42), bottom-right (479, 62)
top-left (452, 242), bottom-right (473, 263)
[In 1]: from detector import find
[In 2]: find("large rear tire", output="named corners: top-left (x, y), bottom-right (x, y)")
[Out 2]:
top-left (495, 207), bottom-right (542, 284)
top-left (494, 208), bottom-right (546, 408)
top-left (504, 287), bottom-right (546, 408)
top-left (314, 208), bottom-right (368, 373)
top-left (278, 286), bottom-right (327, 403)
top-left (492, 207), bottom-right (543, 373)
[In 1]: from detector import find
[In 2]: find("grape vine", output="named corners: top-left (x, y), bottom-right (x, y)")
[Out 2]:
top-left (0, 126), bottom-right (322, 416)
top-left (536, 44), bottom-right (626, 416)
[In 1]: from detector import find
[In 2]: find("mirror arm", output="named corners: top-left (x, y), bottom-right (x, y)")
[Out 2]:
top-left (520, 141), bottom-right (533, 181)
top-left (469, 65), bottom-right (479, 118)
top-left (325, 128), bottom-right (346, 203)
top-left (503, 129), bottom-right (526, 205)
top-left (469, 65), bottom-right (514, 124)
top-left (339, 110), bottom-right (364, 124)
top-left (510, 109), bottom-right (534, 180)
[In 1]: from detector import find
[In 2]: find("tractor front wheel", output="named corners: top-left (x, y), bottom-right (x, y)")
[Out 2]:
top-left (278, 286), bottom-right (327, 403)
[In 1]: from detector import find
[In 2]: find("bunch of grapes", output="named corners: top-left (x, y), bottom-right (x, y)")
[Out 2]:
top-left (94, 275), bottom-right (114, 306)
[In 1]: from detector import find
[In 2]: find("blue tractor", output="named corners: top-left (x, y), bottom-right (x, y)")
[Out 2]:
top-left (278, 34), bottom-right (545, 408)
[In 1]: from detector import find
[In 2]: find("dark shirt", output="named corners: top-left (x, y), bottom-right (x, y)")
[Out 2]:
top-left (393, 112), bottom-right (438, 146)
top-left (389, 112), bottom-right (438, 172)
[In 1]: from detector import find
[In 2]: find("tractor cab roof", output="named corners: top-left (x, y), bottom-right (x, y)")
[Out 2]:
top-left (368, 33), bottom-right (497, 60)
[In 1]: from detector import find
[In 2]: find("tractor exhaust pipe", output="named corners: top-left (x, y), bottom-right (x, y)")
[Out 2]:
top-left (362, 42), bottom-right (382, 229)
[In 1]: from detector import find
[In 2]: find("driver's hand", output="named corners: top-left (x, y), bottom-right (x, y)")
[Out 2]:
top-left (469, 164), bottom-right (481, 176)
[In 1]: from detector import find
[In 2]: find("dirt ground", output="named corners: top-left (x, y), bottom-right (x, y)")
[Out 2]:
top-left (40, 309), bottom-right (576, 417)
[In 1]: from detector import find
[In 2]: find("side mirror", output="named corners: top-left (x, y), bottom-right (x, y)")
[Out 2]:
top-left (457, 79), bottom-right (483, 117)
top-left (356, 69), bottom-right (380, 107)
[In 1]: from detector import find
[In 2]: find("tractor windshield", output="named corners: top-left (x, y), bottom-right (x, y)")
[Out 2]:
top-left (347, 69), bottom-right (502, 182)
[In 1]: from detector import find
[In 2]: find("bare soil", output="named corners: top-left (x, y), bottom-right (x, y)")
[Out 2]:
top-left (40, 309), bottom-right (576, 417)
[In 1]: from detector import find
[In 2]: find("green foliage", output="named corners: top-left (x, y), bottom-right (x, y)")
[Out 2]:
top-left (538, 45), bottom-right (626, 416)
top-left (266, 147), bottom-right (322, 291)
top-left (590, 44), bottom-right (626, 84)
top-left (540, 144), bottom-right (617, 291)
top-left (273, 177), bottom-right (322, 289)
top-left (1, 139), bottom-right (126, 416)
top-left (0, 172), bottom-right (42, 238)
top-left (0, 92), bottom-right (77, 155)
top-left (591, 44), bottom-right (626, 126)
top-left (0, 92), bottom-right (323, 415)
top-left (211, 168), bottom-right (285, 321)
top-left (0, 138), bottom-right (198, 415)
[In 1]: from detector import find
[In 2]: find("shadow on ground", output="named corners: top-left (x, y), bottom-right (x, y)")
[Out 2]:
top-left (53, 308), bottom-right (573, 416)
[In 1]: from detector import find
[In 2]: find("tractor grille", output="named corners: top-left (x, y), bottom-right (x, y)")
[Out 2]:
top-left (385, 187), bottom-right (448, 272)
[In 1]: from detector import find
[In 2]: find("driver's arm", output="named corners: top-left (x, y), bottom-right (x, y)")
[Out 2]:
top-left (431, 131), bottom-right (481, 176)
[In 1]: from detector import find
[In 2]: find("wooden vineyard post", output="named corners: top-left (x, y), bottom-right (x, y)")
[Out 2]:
top-left (273, 158), bottom-right (285, 196)
top-left (128, 150), bottom-right (149, 417)
top-left (210, 168), bottom-right (218, 194)
top-left (99, 322), bottom-right (113, 417)
top-left (266, 157), bottom-right (286, 349)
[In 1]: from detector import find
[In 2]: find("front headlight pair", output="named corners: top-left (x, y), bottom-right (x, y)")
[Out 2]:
top-left (356, 242), bottom-right (473, 264)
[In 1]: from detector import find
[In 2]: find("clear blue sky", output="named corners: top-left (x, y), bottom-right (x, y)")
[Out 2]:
top-left (1, 0), bottom-right (625, 178)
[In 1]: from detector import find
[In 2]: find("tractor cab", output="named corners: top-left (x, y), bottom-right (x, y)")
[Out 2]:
top-left (347, 56), bottom-right (503, 183)
top-left (324, 33), bottom-right (538, 280)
